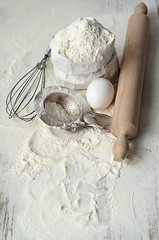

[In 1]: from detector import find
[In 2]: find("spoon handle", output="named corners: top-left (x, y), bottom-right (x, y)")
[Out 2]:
top-left (83, 112), bottom-right (112, 130)
top-left (110, 3), bottom-right (150, 161)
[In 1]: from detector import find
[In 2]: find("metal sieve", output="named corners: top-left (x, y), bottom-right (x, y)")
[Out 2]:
top-left (34, 86), bottom-right (112, 131)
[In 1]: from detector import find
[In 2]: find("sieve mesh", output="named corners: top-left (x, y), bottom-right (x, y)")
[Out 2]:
top-left (44, 93), bottom-right (81, 123)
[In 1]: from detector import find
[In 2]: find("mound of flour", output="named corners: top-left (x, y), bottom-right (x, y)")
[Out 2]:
top-left (50, 17), bottom-right (118, 89)
top-left (51, 17), bottom-right (114, 64)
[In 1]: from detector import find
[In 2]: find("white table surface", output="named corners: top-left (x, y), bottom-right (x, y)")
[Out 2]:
top-left (0, 0), bottom-right (159, 239)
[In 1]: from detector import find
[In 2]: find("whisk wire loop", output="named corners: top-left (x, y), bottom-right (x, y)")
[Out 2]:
top-left (6, 48), bottom-right (51, 122)
top-left (15, 70), bottom-right (42, 115)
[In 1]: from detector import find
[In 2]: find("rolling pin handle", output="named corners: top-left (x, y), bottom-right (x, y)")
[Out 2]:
top-left (134, 2), bottom-right (148, 15)
top-left (113, 135), bottom-right (129, 162)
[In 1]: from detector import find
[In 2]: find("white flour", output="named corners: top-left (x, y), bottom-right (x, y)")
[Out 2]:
top-left (50, 17), bottom-right (118, 90)
top-left (0, 0), bottom-right (159, 240)
top-left (45, 101), bottom-right (73, 123)
top-left (51, 17), bottom-right (114, 64)
top-left (13, 126), bottom-right (128, 240)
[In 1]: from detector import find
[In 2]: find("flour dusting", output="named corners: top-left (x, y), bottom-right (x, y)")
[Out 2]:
top-left (13, 126), bottom-right (128, 239)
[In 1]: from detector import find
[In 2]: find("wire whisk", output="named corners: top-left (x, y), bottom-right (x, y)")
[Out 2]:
top-left (6, 48), bottom-right (51, 122)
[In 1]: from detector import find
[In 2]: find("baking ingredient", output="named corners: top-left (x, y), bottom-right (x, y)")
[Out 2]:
top-left (86, 78), bottom-right (114, 110)
top-left (13, 126), bottom-right (129, 240)
top-left (51, 17), bottom-right (115, 64)
top-left (45, 101), bottom-right (73, 123)
top-left (50, 17), bottom-right (118, 90)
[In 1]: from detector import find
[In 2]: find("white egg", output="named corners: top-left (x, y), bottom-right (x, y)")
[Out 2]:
top-left (86, 78), bottom-right (114, 110)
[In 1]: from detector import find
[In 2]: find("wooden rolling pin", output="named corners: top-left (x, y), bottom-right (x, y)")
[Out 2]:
top-left (110, 2), bottom-right (150, 161)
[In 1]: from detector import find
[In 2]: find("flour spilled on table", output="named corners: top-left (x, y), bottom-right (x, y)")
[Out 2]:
top-left (10, 124), bottom-right (128, 239)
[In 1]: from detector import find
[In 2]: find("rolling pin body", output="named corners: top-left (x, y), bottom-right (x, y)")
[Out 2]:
top-left (110, 3), bottom-right (150, 161)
